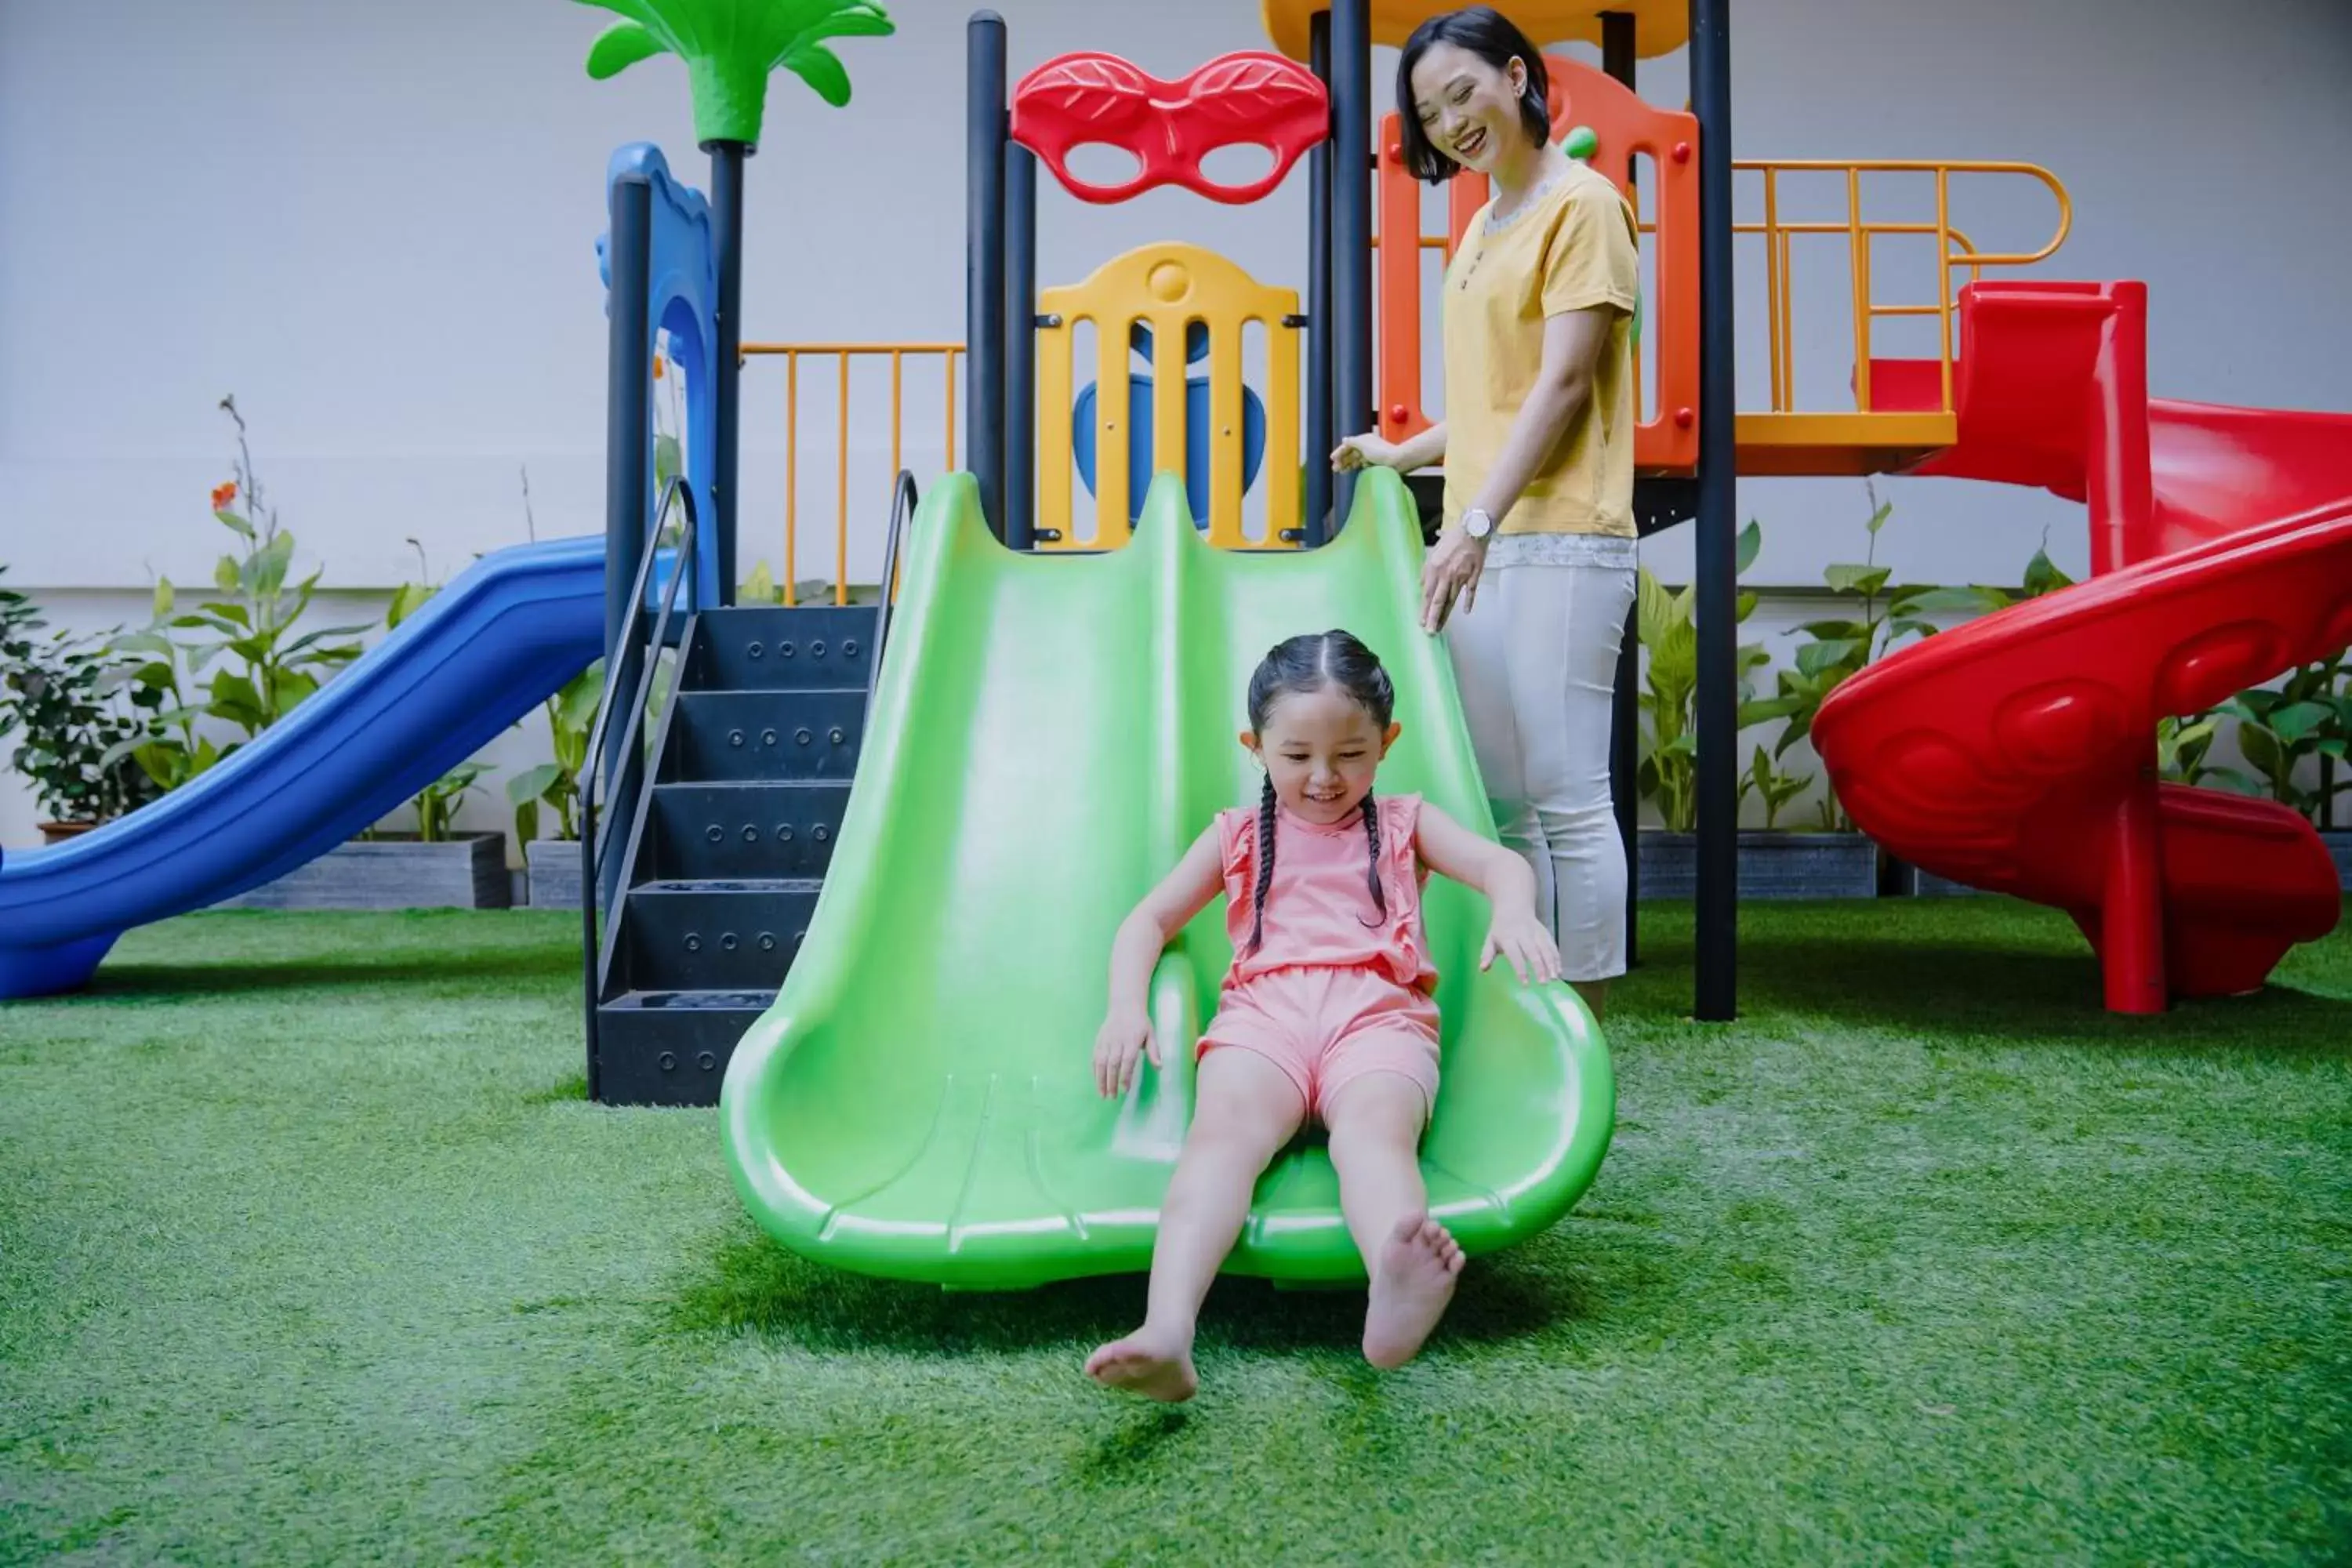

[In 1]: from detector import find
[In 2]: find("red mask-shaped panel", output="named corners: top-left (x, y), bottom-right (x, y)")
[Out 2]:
top-left (1011, 51), bottom-right (1329, 205)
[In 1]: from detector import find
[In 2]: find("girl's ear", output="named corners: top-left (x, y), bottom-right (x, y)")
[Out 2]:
top-left (1381, 721), bottom-right (1402, 757)
top-left (1507, 55), bottom-right (1527, 97)
top-left (1238, 728), bottom-right (1262, 760)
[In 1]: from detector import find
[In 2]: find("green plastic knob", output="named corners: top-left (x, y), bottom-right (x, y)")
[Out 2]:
top-left (1563, 125), bottom-right (1599, 162)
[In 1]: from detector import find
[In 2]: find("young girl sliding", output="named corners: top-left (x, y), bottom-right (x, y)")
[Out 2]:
top-left (1086, 630), bottom-right (1562, 1402)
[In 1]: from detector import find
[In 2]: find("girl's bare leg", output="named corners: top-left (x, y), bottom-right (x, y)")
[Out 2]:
top-left (1086, 1047), bottom-right (1305, 1401)
top-left (1320, 1073), bottom-right (1464, 1369)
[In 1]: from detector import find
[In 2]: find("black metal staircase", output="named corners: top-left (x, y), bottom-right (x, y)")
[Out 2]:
top-left (583, 476), bottom-right (909, 1106)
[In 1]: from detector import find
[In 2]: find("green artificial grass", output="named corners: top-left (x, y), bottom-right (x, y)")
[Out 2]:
top-left (3, 901), bottom-right (2348, 1563)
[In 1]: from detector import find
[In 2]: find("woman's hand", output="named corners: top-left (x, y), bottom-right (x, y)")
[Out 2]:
top-left (1330, 432), bottom-right (1403, 472)
top-left (1420, 527), bottom-right (1490, 633)
top-left (1480, 905), bottom-right (1564, 987)
top-left (1093, 1007), bottom-right (1160, 1098)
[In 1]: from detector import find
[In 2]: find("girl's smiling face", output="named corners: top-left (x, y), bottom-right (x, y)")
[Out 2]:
top-left (1409, 40), bottom-right (1528, 177)
top-left (1243, 684), bottom-right (1401, 826)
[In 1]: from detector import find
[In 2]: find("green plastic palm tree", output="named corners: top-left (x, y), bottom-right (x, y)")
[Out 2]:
top-left (576, 0), bottom-right (894, 148)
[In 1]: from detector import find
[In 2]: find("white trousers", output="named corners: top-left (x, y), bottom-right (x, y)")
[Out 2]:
top-left (1443, 558), bottom-right (1637, 982)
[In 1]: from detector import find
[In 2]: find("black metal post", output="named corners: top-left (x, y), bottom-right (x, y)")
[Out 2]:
top-left (1690, 0), bottom-right (1739, 1020)
top-left (706, 140), bottom-right (746, 604)
top-left (1613, 599), bottom-right (1641, 963)
top-left (1005, 143), bottom-right (1038, 550)
top-left (603, 173), bottom-right (653, 818)
top-left (1602, 10), bottom-right (1641, 964)
top-left (1601, 12), bottom-right (1637, 87)
top-left (1305, 11), bottom-right (1334, 546)
top-left (1330, 0), bottom-right (1371, 533)
top-left (967, 11), bottom-right (1008, 541)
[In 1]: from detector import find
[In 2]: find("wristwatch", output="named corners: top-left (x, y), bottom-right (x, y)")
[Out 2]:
top-left (1460, 506), bottom-right (1494, 541)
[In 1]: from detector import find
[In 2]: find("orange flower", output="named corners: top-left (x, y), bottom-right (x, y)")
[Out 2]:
top-left (211, 481), bottom-right (238, 510)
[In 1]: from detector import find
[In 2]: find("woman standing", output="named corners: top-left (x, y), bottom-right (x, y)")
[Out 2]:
top-left (1334, 5), bottom-right (1640, 1017)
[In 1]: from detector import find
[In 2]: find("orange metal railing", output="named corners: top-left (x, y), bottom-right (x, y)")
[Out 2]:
top-left (1735, 158), bottom-right (2071, 416)
top-left (739, 342), bottom-right (960, 604)
top-left (1379, 158), bottom-right (2068, 439)
top-left (746, 160), bottom-right (2071, 578)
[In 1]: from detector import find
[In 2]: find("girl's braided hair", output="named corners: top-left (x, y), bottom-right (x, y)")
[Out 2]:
top-left (1243, 630), bottom-right (1396, 954)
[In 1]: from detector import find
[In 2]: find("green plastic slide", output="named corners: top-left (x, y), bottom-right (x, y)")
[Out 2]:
top-left (720, 470), bottom-right (1614, 1290)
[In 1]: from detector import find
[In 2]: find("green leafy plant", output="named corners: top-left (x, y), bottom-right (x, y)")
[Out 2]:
top-left (1892, 535), bottom-right (2078, 622)
top-left (1747, 490), bottom-right (1918, 817)
top-left (0, 569), bottom-right (158, 824)
top-left (2156, 710), bottom-right (2252, 793)
top-left (1739, 744), bottom-right (1812, 830)
top-left (577, 0), bottom-right (895, 142)
top-left (103, 577), bottom-right (223, 791)
top-left (739, 560), bottom-right (785, 605)
top-left (2219, 654), bottom-right (2351, 826)
top-left (1636, 519), bottom-right (1765, 833)
top-left (413, 761), bottom-right (493, 844)
top-left (507, 661), bottom-right (607, 844)
top-left (162, 397), bottom-right (371, 743)
top-left (1740, 489), bottom-right (2081, 830)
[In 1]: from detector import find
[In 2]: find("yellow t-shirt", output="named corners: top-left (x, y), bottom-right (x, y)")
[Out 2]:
top-left (1440, 158), bottom-right (1640, 539)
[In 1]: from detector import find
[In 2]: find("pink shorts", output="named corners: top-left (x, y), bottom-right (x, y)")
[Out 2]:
top-left (1196, 965), bottom-right (1442, 1124)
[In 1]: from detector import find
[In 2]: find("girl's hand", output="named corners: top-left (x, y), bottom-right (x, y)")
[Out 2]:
top-left (1093, 1007), bottom-right (1161, 1098)
top-left (1421, 527), bottom-right (1490, 633)
top-left (1480, 906), bottom-right (1563, 986)
top-left (1330, 432), bottom-right (1403, 472)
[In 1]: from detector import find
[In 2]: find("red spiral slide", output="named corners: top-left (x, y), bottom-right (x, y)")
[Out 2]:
top-left (1813, 281), bottom-right (2352, 1013)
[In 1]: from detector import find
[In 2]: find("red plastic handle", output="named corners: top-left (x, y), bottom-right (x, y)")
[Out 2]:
top-left (1011, 51), bottom-right (1328, 206)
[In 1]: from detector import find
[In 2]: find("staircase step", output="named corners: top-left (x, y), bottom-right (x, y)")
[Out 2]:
top-left (601, 986), bottom-right (778, 1009)
top-left (687, 605), bottom-right (877, 692)
top-left (666, 690), bottom-right (867, 782)
top-left (593, 989), bottom-right (771, 1106)
top-left (648, 782), bottom-right (850, 880)
top-left (622, 880), bottom-right (823, 989)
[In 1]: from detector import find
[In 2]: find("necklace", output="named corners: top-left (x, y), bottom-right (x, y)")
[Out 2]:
top-left (1455, 159), bottom-right (1570, 292)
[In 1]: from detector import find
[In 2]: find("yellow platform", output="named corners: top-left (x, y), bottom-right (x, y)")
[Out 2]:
top-left (1262, 0), bottom-right (1690, 62)
top-left (1733, 412), bottom-right (1958, 477)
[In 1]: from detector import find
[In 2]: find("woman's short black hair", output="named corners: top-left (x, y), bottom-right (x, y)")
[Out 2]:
top-left (1395, 6), bottom-right (1553, 184)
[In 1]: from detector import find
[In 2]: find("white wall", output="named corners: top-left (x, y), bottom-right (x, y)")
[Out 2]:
top-left (4, 0), bottom-right (2348, 846)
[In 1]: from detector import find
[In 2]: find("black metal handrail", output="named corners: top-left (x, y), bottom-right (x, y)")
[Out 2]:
top-left (866, 470), bottom-right (917, 713)
top-left (582, 476), bottom-right (699, 1075)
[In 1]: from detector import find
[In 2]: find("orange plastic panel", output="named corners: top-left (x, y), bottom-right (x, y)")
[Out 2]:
top-left (1376, 55), bottom-right (1699, 474)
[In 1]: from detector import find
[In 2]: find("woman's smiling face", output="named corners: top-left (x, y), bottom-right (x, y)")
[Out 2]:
top-left (1409, 40), bottom-right (1528, 176)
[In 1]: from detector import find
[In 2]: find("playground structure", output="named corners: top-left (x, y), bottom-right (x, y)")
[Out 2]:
top-left (0, 0), bottom-right (2339, 1278)
top-left (715, 2), bottom-right (2350, 1033)
top-left (706, 0), bottom-right (2347, 1286)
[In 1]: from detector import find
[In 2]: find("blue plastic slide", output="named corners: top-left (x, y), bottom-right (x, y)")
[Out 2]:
top-left (0, 536), bottom-right (604, 999)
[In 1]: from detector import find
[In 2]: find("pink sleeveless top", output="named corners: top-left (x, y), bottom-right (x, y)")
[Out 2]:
top-left (1215, 793), bottom-right (1438, 994)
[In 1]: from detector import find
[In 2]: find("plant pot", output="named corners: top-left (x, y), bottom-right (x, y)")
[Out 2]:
top-left (1639, 829), bottom-right (1880, 901)
top-left (525, 839), bottom-right (586, 909)
top-left (215, 832), bottom-right (510, 910)
top-left (1875, 853), bottom-right (1987, 898)
top-left (36, 820), bottom-right (100, 846)
top-left (1904, 866), bottom-right (1988, 898)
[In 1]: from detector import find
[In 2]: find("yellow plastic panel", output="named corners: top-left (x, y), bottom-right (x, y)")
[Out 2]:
top-left (1035, 243), bottom-right (1301, 550)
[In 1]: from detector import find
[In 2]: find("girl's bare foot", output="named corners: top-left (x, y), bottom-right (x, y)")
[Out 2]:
top-left (1085, 1330), bottom-right (1199, 1403)
top-left (1363, 1212), bottom-right (1464, 1369)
